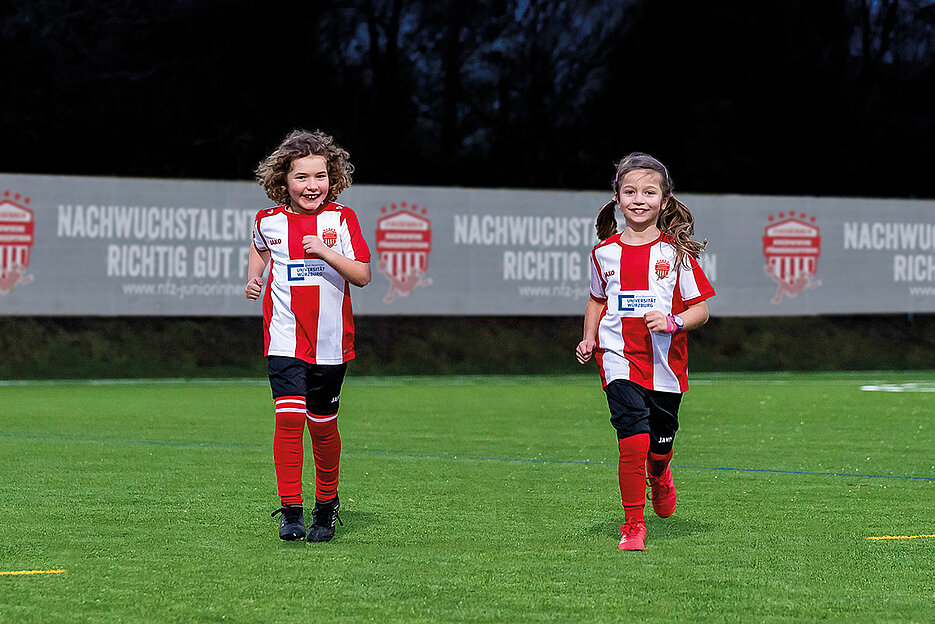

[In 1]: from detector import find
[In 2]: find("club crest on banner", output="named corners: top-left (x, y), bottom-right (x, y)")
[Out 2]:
top-left (763, 211), bottom-right (821, 304)
top-left (376, 202), bottom-right (433, 303)
top-left (0, 191), bottom-right (35, 295)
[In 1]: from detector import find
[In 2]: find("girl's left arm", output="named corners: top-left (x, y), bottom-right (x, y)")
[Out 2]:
top-left (644, 300), bottom-right (709, 333)
top-left (302, 235), bottom-right (372, 287)
top-left (677, 299), bottom-right (709, 331)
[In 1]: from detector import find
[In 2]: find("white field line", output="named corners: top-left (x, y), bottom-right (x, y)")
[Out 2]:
top-left (0, 374), bottom-right (933, 389)
top-left (860, 383), bottom-right (935, 392)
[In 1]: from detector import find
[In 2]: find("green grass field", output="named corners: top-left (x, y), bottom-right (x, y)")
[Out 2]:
top-left (1, 372), bottom-right (933, 623)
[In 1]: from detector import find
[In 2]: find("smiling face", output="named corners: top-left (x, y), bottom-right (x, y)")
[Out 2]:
top-left (285, 154), bottom-right (330, 214)
top-left (616, 168), bottom-right (665, 233)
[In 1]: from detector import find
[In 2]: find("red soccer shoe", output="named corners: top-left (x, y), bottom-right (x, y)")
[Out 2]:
top-left (648, 464), bottom-right (677, 518)
top-left (618, 518), bottom-right (647, 551)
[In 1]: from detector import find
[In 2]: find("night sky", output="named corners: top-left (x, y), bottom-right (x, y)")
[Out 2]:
top-left (3, 0), bottom-right (934, 198)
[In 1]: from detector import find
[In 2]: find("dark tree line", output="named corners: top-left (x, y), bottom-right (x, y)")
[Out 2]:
top-left (2, 0), bottom-right (934, 197)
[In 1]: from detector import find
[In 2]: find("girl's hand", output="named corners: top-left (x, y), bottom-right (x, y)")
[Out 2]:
top-left (245, 276), bottom-right (263, 301)
top-left (643, 311), bottom-right (667, 333)
top-left (303, 235), bottom-right (328, 258)
top-left (576, 339), bottom-right (596, 364)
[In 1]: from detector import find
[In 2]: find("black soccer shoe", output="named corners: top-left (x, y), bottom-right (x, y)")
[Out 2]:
top-left (307, 496), bottom-right (343, 542)
top-left (271, 504), bottom-right (306, 541)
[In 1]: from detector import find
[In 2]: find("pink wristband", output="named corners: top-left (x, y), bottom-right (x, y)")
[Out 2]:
top-left (664, 315), bottom-right (680, 334)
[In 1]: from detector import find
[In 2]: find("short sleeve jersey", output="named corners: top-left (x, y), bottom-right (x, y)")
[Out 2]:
top-left (253, 202), bottom-right (371, 365)
top-left (588, 232), bottom-right (715, 393)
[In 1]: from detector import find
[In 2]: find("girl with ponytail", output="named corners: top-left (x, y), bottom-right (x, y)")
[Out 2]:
top-left (595, 152), bottom-right (706, 268)
top-left (576, 152), bottom-right (715, 551)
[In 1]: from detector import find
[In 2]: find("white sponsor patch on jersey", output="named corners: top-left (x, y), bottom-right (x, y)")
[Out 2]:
top-left (286, 260), bottom-right (328, 284)
top-left (617, 292), bottom-right (657, 313)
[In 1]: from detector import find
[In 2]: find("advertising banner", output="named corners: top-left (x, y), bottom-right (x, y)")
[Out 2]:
top-left (1, 173), bottom-right (933, 316)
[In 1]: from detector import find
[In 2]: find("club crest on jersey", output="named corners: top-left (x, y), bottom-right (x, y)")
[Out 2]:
top-left (376, 202), bottom-right (433, 303)
top-left (0, 191), bottom-right (36, 296)
top-left (654, 259), bottom-right (670, 280)
top-left (321, 228), bottom-right (338, 248)
top-left (763, 212), bottom-right (822, 304)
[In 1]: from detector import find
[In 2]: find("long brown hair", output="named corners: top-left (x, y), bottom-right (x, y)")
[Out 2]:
top-left (256, 130), bottom-right (354, 205)
top-left (595, 152), bottom-right (706, 267)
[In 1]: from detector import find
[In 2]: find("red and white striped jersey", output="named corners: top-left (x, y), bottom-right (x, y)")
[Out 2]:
top-left (589, 232), bottom-right (715, 393)
top-left (253, 202), bottom-right (371, 365)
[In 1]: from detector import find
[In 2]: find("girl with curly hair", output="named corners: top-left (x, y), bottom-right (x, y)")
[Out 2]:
top-left (245, 129), bottom-right (371, 543)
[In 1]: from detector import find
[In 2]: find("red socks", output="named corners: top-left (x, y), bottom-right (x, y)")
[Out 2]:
top-left (273, 396), bottom-right (306, 506)
top-left (647, 449), bottom-right (673, 478)
top-left (618, 433), bottom-right (650, 523)
top-left (307, 415), bottom-right (341, 501)
top-left (273, 397), bottom-right (342, 505)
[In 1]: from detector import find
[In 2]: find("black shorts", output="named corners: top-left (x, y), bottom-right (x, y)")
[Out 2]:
top-left (267, 356), bottom-right (348, 416)
top-left (604, 379), bottom-right (681, 454)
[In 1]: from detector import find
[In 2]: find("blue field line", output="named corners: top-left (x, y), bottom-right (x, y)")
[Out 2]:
top-left (0, 431), bottom-right (259, 449)
top-left (349, 449), bottom-right (935, 481)
top-left (674, 464), bottom-right (935, 481)
top-left (2, 430), bottom-right (933, 482)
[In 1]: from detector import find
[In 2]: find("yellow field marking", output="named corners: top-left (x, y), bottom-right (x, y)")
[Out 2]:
top-left (0, 569), bottom-right (67, 576)
top-left (866, 534), bottom-right (935, 541)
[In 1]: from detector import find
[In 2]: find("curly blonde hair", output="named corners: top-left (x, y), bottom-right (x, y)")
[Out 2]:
top-left (595, 152), bottom-right (706, 267)
top-left (256, 130), bottom-right (354, 205)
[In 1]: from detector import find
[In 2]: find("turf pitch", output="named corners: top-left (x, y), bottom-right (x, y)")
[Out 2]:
top-left (1, 372), bottom-right (933, 623)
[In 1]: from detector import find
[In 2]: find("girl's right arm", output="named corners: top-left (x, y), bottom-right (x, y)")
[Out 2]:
top-left (245, 243), bottom-right (270, 301)
top-left (576, 296), bottom-right (605, 364)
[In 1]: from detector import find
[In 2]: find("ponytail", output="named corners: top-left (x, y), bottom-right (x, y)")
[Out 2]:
top-left (595, 199), bottom-right (618, 240)
top-left (601, 152), bottom-right (708, 262)
top-left (659, 194), bottom-right (706, 268)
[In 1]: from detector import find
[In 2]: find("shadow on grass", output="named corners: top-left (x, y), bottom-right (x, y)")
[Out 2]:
top-left (329, 510), bottom-right (379, 538)
top-left (589, 515), bottom-right (707, 540)
top-left (266, 511), bottom-right (381, 546)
